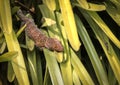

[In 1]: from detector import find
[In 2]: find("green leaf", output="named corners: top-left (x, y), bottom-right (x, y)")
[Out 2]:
top-left (76, 0), bottom-right (89, 9)
top-left (87, 11), bottom-right (120, 49)
top-left (0, 51), bottom-right (18, 62)
top-left (16, 24), bottom-right (26, 38)
top-left (58, 0), bottom-right (81, 51)
top-left (41, 17), bottom-right (56, 27)
top-left (26, 34), bottom-right (39, 85)
top-left (108, 66), bottom-right (117, 85)
top-left (43, 49), bottom-right (64, 85)
top-left (44, 68), bottom-right (52, 85)
top-left (75, 13), bottom-right (109, 85)
top-left (0, 0), bottom-right (30, 83)
top-left (0, 0), bottom-right (12, 33)
top-left (11, 6), bottom-right (20, 15)
top-left (105, 0), bottom-right (120, 26)
top-left (7, 62), bottom-right (15, 82)
top-left (80, 8), bottom-right (120, 84)
top-left (0, 41), bottom-right (6, 54)
top-left (25, 32), bottom-right (34, 51)
top-left (73, 1), bottom-right (106, 11)
top-left (60, 54), bottom-right (73, 85)
top-left (73, 69), bottom-right (81, 85)
top-left (36, 51), bottom-right (43, 85)
top-left (71, 49), bottom-right (94, 85)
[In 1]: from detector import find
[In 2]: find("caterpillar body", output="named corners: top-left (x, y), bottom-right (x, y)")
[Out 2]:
top-left (17, 9), bottom-right (63, 52)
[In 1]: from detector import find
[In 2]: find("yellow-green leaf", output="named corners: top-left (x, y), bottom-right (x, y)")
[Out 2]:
top-left (59, 0), bottom-right (81, 51)
top-left (0, 51), bottom-right (18, 62)
top-left (0, 0), bottom-right (12, 33)
top-left (87, 11), bottom-right (120, 49)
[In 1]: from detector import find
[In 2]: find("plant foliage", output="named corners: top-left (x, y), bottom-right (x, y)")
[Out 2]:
top-left (0, 0), bottom-right (120, 85)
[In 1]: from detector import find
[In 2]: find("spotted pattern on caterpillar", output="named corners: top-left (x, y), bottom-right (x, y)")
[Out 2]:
top-left (17, 9), bottom-right (63, 52)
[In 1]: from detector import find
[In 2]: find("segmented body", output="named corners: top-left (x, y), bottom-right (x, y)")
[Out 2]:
top-left (17, 9), bottom-right (63, 52)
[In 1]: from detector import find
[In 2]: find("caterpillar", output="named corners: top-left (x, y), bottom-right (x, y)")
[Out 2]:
top-left (17, 9), bottom-right (63, 52)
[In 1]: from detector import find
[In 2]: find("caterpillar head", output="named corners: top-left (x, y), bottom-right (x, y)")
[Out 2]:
top-left (44, 38), bottom-right (64, 52)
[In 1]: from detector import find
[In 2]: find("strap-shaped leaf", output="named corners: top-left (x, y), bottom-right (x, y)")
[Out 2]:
top-left (75, 13), bottom-right (109, 85)
top-left (87, 11), bottom-right (120, 49)
top-left (59, 0), bottom-right (81, 51)
top-left (0, 51), bottom-right (18, 62)
top-left (0, 0), bottom-right (12, 33)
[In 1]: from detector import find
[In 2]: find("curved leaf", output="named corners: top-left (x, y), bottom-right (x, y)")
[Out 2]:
top-left (0, 51), bottom-right (18, 62)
